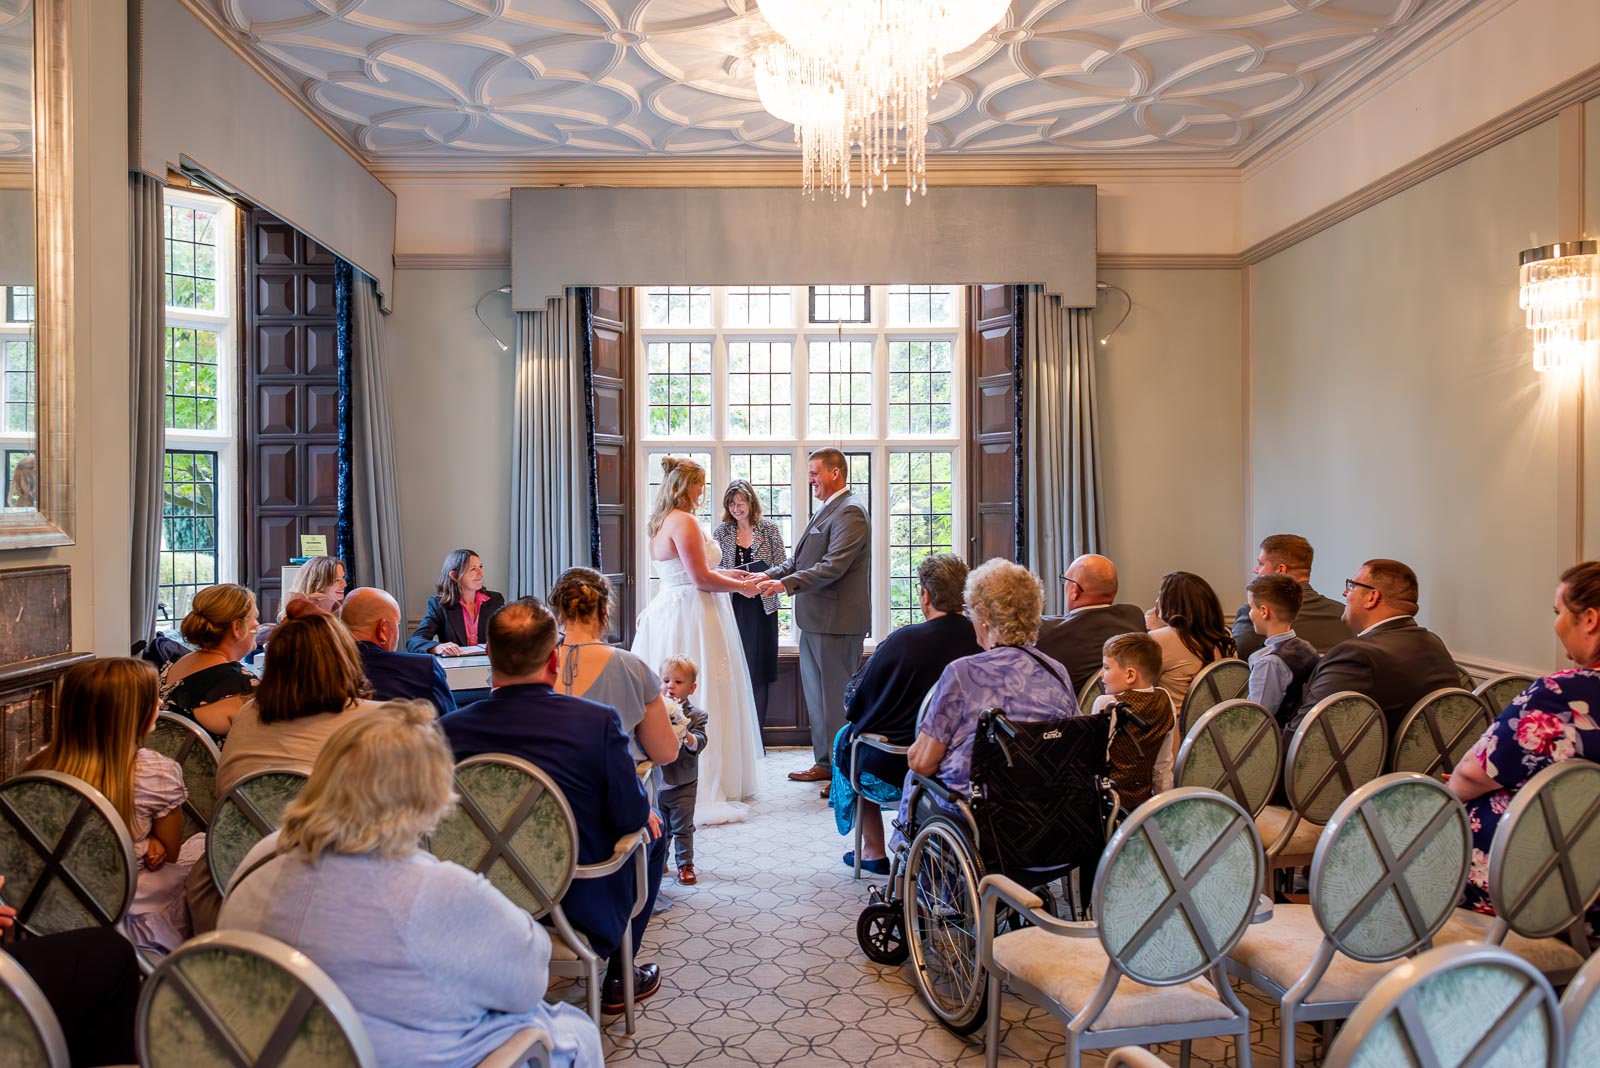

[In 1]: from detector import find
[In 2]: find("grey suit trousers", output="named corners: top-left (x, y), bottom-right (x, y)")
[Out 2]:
top-left (799, 629), bottom-right (866, 767)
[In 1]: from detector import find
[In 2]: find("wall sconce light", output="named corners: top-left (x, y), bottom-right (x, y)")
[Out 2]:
top-left (1518, 241), bottom-right (1598, 372)
top-left (475, 284), bottom-right (513, 351)
top-left (1096, 281), bottom-right (1131, 345)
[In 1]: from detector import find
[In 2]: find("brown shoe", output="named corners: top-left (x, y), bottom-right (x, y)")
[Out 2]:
top-left (788, 763), bottom-right (830, 782)
top-left (819, 784), bottom-right (830, 800)
top-left (677, 864), bottom-right (697, 885)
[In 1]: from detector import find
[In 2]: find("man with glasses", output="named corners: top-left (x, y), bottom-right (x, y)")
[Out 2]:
top-left (1036, 554), bottom-right (1147, 690)
top-left (1231, 534), bottom-right (1352, 660)
top-left (1286, 558), bottom-right (1458, 733)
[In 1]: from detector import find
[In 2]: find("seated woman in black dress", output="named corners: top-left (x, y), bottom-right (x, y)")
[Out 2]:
top-left (408, 548), bottom-right (507, 656)
top-left (160, 583), bottom-right (261, 742)
top-left (832, 553), bottom-right (981, 874)
top-left (712, 480), bottom-right (787, 727)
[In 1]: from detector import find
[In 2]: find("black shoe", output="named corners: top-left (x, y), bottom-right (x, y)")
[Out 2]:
top-left (601, 963), bottom-right (661, 1015)
top-left (844, 851), bottom-right (890, 875)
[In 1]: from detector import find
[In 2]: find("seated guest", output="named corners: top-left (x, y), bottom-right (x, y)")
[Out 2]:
top-left (1232, 534), bottom-right (1352, 659)
top-left (342, 586), bottom-right (456, 714)
top-left (1145, 571), bottom-right (1237, 709)
top-left (219, 702), bottom-right (602, 1068)
top-left (1088, 632), bottom-right (1175, 808)
top-left (1035, 553), bottom-right (1147, 689)
top-left (1451, 561), bottom-right (1600, 915)
top-left (277, 555), bottom-right (348, 620)
top-left (1243, 574), bottom-right (1321, 726)
top-left (901, 560), bottom-right (1079, 832)
top-left (160, 583), bottom-right (261, 741)
top-left (441, 598), bottom-right (665, 1015)
top-left (408, 548), bottom-right (506, 656)
top-left (833, 553), bottom-right (981, 875)
top-left (27, 659), bottom-right (198, 957)
top-left (1292, 558), bottom-right (1458, 734)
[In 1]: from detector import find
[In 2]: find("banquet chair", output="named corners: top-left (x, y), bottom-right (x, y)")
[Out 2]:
top-left (1076, 670), bottom-right (1105, 710)
top-left (0, 770), bottom-right (136, 941)
top-left (1390, 688), bottom-right (1493, 780)
top-left (205, 767), bottom-right (308, 895)
top-left (1174, 699), bottom-right (1283, 818)
top-left (0, 944), bottom-right (69, 1068)
top-left (1178, 657), bottom-right (1250, 737)
top-left (1226, 772), bottom-right (1471, 1068)
top-left (1560, 947), bottom-right (1600, 1057)
top-left (1475, 672), bottom-right (1540, 715)
top-left (145, 711), bottom-right (223, 838)
top-left (1256, 692), bottom-right (1388, 881)
top-left (1456, 662), bottom-right (1476, 691)
top-left (1429, 759), bottom-right (1600, 986)
top-left (1322, 943), bottom-right (1562, 1068)
top-left (429, 754), bottom-right (649, 1033)
top-left (979, 787), bottom-right (1266, 1068)
top-left (849, 732), bottom-right (908, 880)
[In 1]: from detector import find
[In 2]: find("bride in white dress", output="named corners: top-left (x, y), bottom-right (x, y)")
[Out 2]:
top-left (632, 457), bottom-right (764, 824)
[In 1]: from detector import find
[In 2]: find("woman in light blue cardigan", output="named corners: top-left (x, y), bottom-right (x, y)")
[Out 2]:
top-left (218, 700), bottom-right (602, 1068)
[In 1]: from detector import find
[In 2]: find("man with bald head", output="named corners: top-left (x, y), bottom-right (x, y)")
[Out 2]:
top-left (1035, 554), bottom-right (1148, 689)
top-left (342, 587), bottom-right (456, 715)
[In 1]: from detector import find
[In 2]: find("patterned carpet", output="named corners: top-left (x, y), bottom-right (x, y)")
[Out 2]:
top-left (553, 749), bottom-right (1323, 1067)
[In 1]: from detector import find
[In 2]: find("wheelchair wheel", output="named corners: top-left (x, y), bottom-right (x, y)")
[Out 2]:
top-left (857, 902), bottom-right (909, 965)
top-left (902, 816), bottom-right (988, 1036)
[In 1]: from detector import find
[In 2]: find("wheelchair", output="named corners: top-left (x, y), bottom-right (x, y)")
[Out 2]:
top-left (855, 708), bottom-right (1116, 1035)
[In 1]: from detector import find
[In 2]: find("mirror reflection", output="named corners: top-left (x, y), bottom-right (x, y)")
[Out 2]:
top-left (0, 0), bottom-right (33, 512)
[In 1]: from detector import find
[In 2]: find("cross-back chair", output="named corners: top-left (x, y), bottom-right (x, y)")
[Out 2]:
top-left (1256, 691), bottom-right (1388, 879)
top-left (1077, 670), bottom-right (1105, 711)
top-left (1391, 688), bottom-right (1494, 780)
top-left (1560, 945), bottom-right (1600, 1056)
top-left (205, 768), bottom-right (308, 895)
top-left (0, 770), bottom-right (137, 942)
top-left (1430, 759), bottom-right (1600, 985)
top-left (428, 754), bottom-right (649, 1032)
top-left (1474, 672), bottom-right (1539, 716)
top-left (1174, 699), bottom-right (1283, 818)
top-left (145, 712), bottom-right (223, 839)
top-left (1177, 657), bottom-right (1251, 737)
top-left (1323, 943), bottom-right (1563, 1068)
top-left (979, 787), bottom-right (1266, 1068)
top-left (0, 945), bottom-right (69, 1068)
top-left (1227, 772), bottom-right (1471, 1068)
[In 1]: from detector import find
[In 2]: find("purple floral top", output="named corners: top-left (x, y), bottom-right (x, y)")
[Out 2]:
top-left (1461, 666), bottom-right (1600, 914)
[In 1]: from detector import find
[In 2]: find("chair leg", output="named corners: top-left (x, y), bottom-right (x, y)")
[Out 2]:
top-left (853, 794), bottom-right (864, 880)
top-left (984, 974), bottom-right (1001, 1068)
top-left (585, 960), bottom-right (601, 1026)
top-left (1179, 1039), bottom-right (1192, 1068)
top-left (622, 937), bottom-right (637, 1035)
top-left (1279, 1002), bottom-right (1296, 1068)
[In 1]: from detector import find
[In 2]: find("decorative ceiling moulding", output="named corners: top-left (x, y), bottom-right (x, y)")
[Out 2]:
top-left (394, 252), bottom-right (512, 270)
top-left (1097, 253), bottom-right (1246, 270)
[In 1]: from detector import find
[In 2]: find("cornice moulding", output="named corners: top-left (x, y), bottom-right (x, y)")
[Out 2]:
top-left (394, 253), bottom-right (511, 270)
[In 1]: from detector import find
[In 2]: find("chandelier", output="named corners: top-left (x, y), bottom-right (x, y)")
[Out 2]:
top-left (1518, 241), bottom-right (1599, 373)
top-left (752, 0), bottom-right (1010, 204)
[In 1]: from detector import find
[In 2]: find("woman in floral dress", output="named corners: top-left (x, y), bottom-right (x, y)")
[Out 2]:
top-left (1451, 560), bottom-right (1600, 914)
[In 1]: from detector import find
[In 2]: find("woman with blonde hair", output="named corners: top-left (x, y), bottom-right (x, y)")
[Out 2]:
top-left (631, 456), bottom-right (765, 820)
top-left (160, 582), bottom-right (261, 741)
top-left (276, 555), bottom-right (348, 620)
top-left (218, 701), bottom-right (603, 1068)
top-left (25, 658), bottom-right (200, 956)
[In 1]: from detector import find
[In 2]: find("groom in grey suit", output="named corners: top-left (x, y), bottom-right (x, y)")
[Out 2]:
top-left (756, 448), bottom-right (872, 783)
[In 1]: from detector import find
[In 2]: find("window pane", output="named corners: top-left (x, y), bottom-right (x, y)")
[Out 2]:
top-left (165, 204), bottom-right (223, 313)
top-left (888, 340), bottom-right (956, 436)
top-left (5, 285), bottom-right (34, 324)
top-left (888, 450), bottom-right (956, 630)
top-left (643, 286), bottom-right (713, 327)
top-left (807, 340), bottom-right (874, 436)
top-left (2, 338), bottom-right (34, 433)
top-left (726, 341), bottom-right (793, 437)
top-left (887, 284), bottom-right (959, 326)
top-left (159, 449), bottom-right (220, 622)
top-left (726, 286), bottom-right (793, 327)
top-left (809, 285), bottom-right (870, 324)
top-left (165, 325), bottom-right (222, 431)
top-left (644, 341), bottom-right (712, 437)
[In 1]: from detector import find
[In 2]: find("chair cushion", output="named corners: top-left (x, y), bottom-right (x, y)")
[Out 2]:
top-left (1431, 909), bottom-right (1586, 977)
top-left (1227, 904), bottom-right (1395, 1004)
top-left (991, 928), bottom-right (1235, 1031)
top-left (1255, 806), bottom-right (1321, 858)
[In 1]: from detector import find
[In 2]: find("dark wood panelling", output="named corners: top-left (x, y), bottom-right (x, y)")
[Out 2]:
top-left (589, 287), bottom-right (635, 644)
top-left (967, 285), bottom-right (1021, 565)
top-left (0, 566), bottom-right (88, 779)
top-left (244, 209), bottom-right (341, 621)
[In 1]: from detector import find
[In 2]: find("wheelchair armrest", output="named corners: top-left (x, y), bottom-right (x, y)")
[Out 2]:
top-left (574, 830), bottom-right (648, 880)
top-left (1251, 894), bottom-right (1275, 925)
top-left (911, 772), bottom-right (960, 804)
top-left (475, 1027), bottom-right (553, 1068)
top-left (856, 733), bottom-right (911, 756)
top-left (635, 761), bottom-right (655, 783)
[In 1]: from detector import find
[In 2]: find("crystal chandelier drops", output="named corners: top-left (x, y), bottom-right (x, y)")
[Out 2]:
top-left (1518, 242), bottom-right (1599, 373)
top-left (752, 0), bottom-right (1009, 205)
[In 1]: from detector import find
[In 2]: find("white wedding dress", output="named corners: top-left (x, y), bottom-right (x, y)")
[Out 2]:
top-left (632, 532), bottom-right (763, 824)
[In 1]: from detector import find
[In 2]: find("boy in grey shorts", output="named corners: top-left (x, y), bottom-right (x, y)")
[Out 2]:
top-left (659, 655), bottom-right (709, 884)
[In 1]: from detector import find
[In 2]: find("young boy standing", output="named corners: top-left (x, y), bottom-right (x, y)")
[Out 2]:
top-left (658, 655), bottom-right (709, 885)
top-left (1245, 574), bottom-right (1321, 726)
top-left (1090, 632), bottom-right (1176, 809)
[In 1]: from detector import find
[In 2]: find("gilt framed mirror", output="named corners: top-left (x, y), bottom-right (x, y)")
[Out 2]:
top-left (0, 0), bottom-right (70, 548)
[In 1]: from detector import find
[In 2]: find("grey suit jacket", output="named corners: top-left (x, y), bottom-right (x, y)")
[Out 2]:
top-left (765, 490), bottom-right (871, 636)
top-left (1233, 583), bottom-right (1353, 660)
top-left (1035, 603), bottom-right (1148, 691)
top-left (1289, 617), bottom-right (1459, 736)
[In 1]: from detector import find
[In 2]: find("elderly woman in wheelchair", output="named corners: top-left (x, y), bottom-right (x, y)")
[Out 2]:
top-left (856, 559), bottom-right (1116, 1035)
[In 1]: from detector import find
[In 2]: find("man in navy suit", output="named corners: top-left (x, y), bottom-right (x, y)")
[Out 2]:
top-left (341, 588), bottom-right (457, 716)
top-left (439, 597), bottom-right (665, 1013)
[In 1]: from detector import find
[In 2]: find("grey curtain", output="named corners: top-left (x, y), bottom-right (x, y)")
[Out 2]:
top-left (509, 293), bottom-right (589, 601)
top-left (1024, 287), bottom-right (1105, 616)
top-left (349, 272), bottom-right (407, 609)
top-left (130, 173), bottom-right (165, 639)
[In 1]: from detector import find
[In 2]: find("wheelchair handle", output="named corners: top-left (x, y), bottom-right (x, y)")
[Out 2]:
top-left (979, 708), bottom-right (1017, 767)
top-left (911, 772), bottom-right (961, 804)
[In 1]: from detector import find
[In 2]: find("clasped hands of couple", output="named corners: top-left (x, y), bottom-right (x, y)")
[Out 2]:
top-left (722, 569), bottom-right (783, 599)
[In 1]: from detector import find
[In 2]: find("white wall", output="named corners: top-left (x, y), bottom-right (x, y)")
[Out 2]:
top-left (385, 268), bottom-right (516, 621)
top-left (1584, 95), bottom-right (1600, 565)
top-left (1093, 268), bottom-right (1247, 611)
top-left (1251, 120), bottom-right (1563, 672)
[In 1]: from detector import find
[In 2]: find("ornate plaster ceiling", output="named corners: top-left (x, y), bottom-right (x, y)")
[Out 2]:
top-left (0, 0), bottom-right (32, 162)
top-left (197, 0), bottom-right (1485, 165)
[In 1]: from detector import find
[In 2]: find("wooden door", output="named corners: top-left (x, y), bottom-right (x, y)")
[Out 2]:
top-left (967, 285), bottom-right (1022, 563)
top-left (588, 286), bottom-right (635, 643)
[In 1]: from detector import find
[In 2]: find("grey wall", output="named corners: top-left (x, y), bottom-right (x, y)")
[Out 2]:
top-left (1584, 95), bottom-right (1600, 564)
top-left (0, 188), bottom-right (33, 285)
